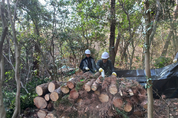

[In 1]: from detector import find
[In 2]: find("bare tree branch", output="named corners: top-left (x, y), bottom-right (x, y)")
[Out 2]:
top-left (149, 0), bottom-right (161, 44)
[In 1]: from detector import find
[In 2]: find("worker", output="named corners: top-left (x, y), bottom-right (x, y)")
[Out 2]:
top-left (173, 52), bottom-right (178, 63)
top-left (96, 52), bottom-right (117, 77)
top-left (79, 49), bottom-right (97, 73)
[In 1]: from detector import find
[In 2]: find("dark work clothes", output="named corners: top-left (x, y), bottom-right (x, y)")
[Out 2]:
top-left (79, 57), bottom-right (97, 73)
top-left (96, 59), bottom-right (114, 76)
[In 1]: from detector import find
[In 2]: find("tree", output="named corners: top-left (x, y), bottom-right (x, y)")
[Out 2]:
top-left (144, 0), bottom-right (160, 117)
top-left (7, 0), bottom-right (21, 117)
top-left (161, 0), bottom-right (178, 56)
top-left (0, 0), bottom-right (8, 118)
top-left (109, 0), bottom-right (119, 66)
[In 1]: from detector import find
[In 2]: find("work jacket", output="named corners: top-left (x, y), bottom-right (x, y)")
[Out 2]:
top-left (79, 57), bottom-right (97, 73)
top-left (96, 59), bottom-right (115, 77)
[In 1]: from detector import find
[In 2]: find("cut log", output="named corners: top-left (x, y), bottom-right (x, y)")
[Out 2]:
top-left (92, 72), bottom-right (101, 79)
top-left (99, 92), bottom-right (109, 103)
top-left (50, 87), bottom-right (63, 101)
top-left (138, 94), bottom-right (147, 102)
top-left (124, 102), bottom-right (133, 113)
top-left (46, 112), bottom-right (56, 118)
top-left (109, 79), bottom-right (118, 95)
top-left (44, 93), bottom-right (50, 101)
top-left (84, 79), bottom-right (95, 92)
top-left (47, 101), bottom-right (53, 111)
top-left (67, 77), bottom-right (76, 89)
top-left (48, 81), bottom-right (62, 92)
top-left (36, 83), bottom-right (49, 96)
top-left (128, 89), bottom-right (134, 96)
top-left (69, 89), bottom-right (79, 99)
top-left (77, 99), bottom-right (83, 107)
top-left (133, 109), bottom-right (145, 117)
top-left (113, 97), bottom-right (123, 109)
top-left (91, 77), bottom-right (101, 91)
top-left (34, 97), bottom-right (47, 109)
top-left (141, 100), bottom-right (148, 109)
top-left (37, 109), bottom-right (47, 118)
top-left (130, 96), bottom-right (139, 105)
top-left (119, 89), bottom-right (123, 96)
top-left (94, 89), bottom-right (101, 96)
top-left (61, 83), bottom-right (70, 94)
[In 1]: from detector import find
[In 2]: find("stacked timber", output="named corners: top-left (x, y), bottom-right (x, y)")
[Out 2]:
top-left (34, 72), bottom-right (147, 118)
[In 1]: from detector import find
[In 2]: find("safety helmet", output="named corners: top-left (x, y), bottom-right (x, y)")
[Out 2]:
top-left (101, 52), bottom-right (109, 59)
top-left (85, 49), bottom-right (91, 54)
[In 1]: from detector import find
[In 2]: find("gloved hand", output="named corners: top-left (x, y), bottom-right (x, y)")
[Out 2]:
top-left (85, 67), bottom-right (89, 70)
top-left (112, 72), bottom-right (117, 76)
top-left (173, 59), bottom-right (177, 63)
top-left (99, 68), bottom-right (103, 72)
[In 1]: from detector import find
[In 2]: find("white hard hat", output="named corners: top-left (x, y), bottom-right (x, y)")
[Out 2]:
top-left (101, 52), bottom-right (109, 59)
top-left (85, 49), bottom-right (91, 54)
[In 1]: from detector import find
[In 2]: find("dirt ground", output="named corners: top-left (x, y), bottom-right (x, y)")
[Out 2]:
top-left (153, 98), bottom-right (178, 118)
top-left (22, 97), bottom-right (178, 118)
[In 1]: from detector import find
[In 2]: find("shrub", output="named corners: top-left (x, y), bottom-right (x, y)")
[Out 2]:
top-left (154, 56), bottom-right (172, 68)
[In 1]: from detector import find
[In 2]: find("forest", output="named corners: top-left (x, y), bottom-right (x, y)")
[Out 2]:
top-left (0, 0), bottom-right (177, 118)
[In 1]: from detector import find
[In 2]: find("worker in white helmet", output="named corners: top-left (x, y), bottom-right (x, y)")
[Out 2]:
top-left (79, 49), bottom-right (97, 73)
top-left (96, 52), bottom-right (117, 77)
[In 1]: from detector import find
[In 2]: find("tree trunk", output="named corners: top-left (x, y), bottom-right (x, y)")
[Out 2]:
top-left (0, 1), bottom-right (8, 117)
top-left (7, 0), bottom-right (21, 117)
top-left (161, 0), bottom-right (178, 56)
top-left (109, 0), bottom-right (116, 65)
top-left (144, 0), bottom-right (153, 117)
top-left (161, 30), bottom-right (173, 56)
top-left (0, 54), bottom-right (6, 118)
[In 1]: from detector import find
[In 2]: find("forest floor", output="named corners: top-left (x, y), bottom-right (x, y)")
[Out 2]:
top-left (153, 98), bottom-right (178, 118)
top-left (23, 97), bottom-right (178, 118)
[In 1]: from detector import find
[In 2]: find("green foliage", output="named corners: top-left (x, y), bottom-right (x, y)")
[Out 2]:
top-left (5, 70), bottom-right (15, 83)
top-left (75, 82), bottom-right (84, 91)
top-left (3, 77), bottom-right (50, 118)
top-left (20, 93), bottom-right (38, 111)
top-left (154, 56), bottom-right (172, 68)
top-left (3, 91), bottom-right (16, 118)
top-left (115, 107), bottom-right (129, 118)
top-left (58, 95), bottom-right (72, 106)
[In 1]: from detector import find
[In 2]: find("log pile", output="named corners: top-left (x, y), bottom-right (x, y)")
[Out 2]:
top-left (34, 72), bottom-right (147, 118)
